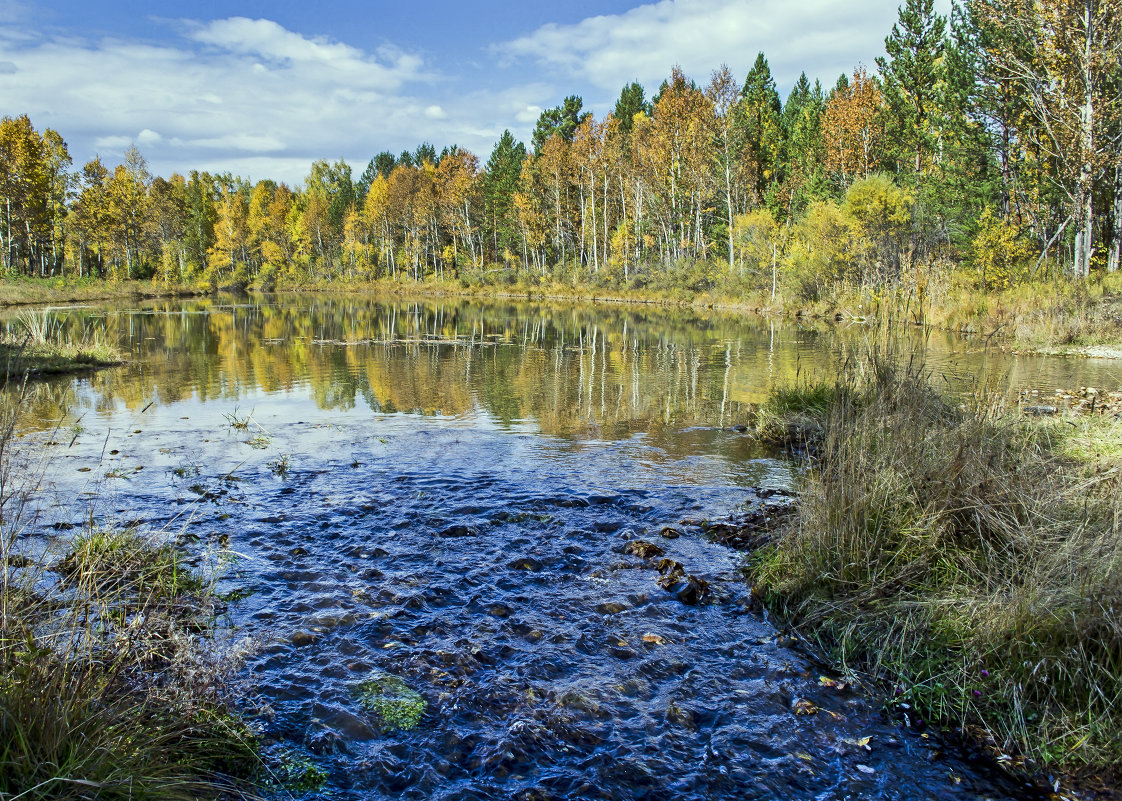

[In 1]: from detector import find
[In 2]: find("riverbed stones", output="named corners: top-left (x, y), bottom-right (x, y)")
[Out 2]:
top-left (672, 575), bottom-right (711, 605)
top-left (292, 630), bottom-right (318, 647)
top-left (508, 556), bottom-right (544, 571)
top-left (622, 539), bottom-right (665, 559)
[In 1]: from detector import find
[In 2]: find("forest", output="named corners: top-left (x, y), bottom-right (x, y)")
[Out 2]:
top-left (1, 0), bottom-right (1120, 304)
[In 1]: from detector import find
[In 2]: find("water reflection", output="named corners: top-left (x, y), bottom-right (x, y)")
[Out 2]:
top-left (7, 294), bottom-right (1117, 438)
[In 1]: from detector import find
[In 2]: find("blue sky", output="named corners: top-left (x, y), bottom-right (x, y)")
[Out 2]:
top-left (0, 0), bottom-right (947, 184)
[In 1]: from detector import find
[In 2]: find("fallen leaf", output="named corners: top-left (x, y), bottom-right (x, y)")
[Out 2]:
top-left (641, 633), bottom-right (667, 645)
top-left (792, 699), bottom-right (818, 716)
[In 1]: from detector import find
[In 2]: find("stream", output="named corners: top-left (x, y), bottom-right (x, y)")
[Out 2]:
top-left (13, 293), bottom-right (1106, 799)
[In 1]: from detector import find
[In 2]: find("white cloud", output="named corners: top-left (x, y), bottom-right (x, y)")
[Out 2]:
top-left (495, 0), bottom-right (940, 97)
top-left (515, 105), bottom-right (543, 124)
top-left (137, 128), bottom-right (162, 145)
top-left (0, 16), bottom-right (498, 183)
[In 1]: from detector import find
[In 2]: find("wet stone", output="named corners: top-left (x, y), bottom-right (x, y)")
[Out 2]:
top-left (671, 575), bottom-right (711, 605)
top-left (291, 630), bottom-right (318, 647)
top-left (438, 524), bottom-right (479, 538)
top-left (596, 602), bottom-right (629, 615)
top-left (306, 726), bottom-right (348, 755)
top-left (622, 539), bottom-right (665, 559)
top-left (508, 556), bottom-right (544, 572)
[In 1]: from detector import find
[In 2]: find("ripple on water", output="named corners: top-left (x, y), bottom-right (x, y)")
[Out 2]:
top-left (158, 429), bottom-right (1036, 801)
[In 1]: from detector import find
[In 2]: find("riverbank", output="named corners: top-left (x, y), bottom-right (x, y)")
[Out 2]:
top-left (0, 276), bottom-right (205, 307)
top-left (2, 272), bottom-right (1121, 355)
top-left (746, 353), bottom-right (1122, 796)
top-left (0, 390), bottom-right (259, 799)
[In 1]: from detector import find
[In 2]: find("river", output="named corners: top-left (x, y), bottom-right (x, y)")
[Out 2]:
top-left (14, 293), bottom-right (1112, 799)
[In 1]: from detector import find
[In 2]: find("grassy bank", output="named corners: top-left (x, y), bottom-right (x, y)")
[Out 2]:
top-left (747, 353), bottom-right (1122, 791)
top-left (1, 309), bottom-right (124, 376)
top-left (0, 276), bottom-right (203, 307)
top-left (4, 268), bottom-right (1119, 356)
top-left (0, 389), bottom-right (259, 799)
top-left (275, 267), bottom-right (1122, 352)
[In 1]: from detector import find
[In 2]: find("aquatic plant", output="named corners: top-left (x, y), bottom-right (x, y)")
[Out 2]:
top-left (267, 454), bottom-right (291, 477)
top-left (264, 748), bottom-right (329, 793)
top-left (353, 671), bottom-right (427, 731)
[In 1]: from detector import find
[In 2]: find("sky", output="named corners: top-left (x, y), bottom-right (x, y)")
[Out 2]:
top-left (0, 0), bottom-right (950, 185)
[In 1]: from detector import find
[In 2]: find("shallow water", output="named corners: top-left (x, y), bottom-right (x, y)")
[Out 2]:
top-left (13, 294), bottom-right (1101, 799)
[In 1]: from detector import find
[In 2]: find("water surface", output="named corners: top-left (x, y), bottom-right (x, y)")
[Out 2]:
top-left (14, 294), bottom-right (1094, 799)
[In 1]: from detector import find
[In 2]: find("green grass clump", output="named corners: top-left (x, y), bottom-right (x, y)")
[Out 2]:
top-left (746, 352), bottom-right (1122, 783)
top-left (353, 672), bottom-right (427, 731)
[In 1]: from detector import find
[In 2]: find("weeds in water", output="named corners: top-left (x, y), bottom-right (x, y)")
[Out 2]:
top-left (171, 462), bottom-right (201, 479)
top-left (1, 309), bottom-right (123, 375)
top-left (223, 406), bottom-right (252, 431)
top-left (0, 380), bottom-right (260, 800)
top-left (266, 454), bottom-right (291, 477)
top-left (353, 671), bottom-right (427, 731)
top-left (747, 351), bottom-right (1122, 780)
top-left (247, 434), bottom-right (271, 450)
top-left (262, 747), bottom-right (329, 793)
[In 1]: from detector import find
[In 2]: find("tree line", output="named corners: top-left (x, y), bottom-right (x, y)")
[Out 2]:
top-left (2, 0), bottom-right (1120, 297)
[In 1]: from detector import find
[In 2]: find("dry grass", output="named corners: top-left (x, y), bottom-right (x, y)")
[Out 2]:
top-left (0, 382), bottom-right (259, 800)
top-left (748, 350), bottom-right (1122, 784)
top-left (1, 309), bottom-right (123, 377)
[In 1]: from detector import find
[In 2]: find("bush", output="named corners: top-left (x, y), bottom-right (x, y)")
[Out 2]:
top-left (971, 207), bottom-right (1036, 290)
top-left (0, 387), bottom-right (259, 800)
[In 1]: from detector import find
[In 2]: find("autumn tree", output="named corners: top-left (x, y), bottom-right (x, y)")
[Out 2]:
top-left (823, 67), bottom-right (886, 187)
top-left (969, 0), bottom-right (1122, 277)
top-left (0, 115), bottom-right (67, 275)
top-left (707, 65), bottom-right (744, 269)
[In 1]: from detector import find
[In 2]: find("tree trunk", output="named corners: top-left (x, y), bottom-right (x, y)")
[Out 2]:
top-left (1109, 164), bottom-right (1121, 273)
top-left (1074, 0), bottom-right (1095, 279)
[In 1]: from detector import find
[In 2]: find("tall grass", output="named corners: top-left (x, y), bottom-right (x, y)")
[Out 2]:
top-left (1, 309), bottom-right (122, 375)
top-left (748, 351), bottom-right (1122, 782)
top-left (0, 381), bottom-right (259, 799)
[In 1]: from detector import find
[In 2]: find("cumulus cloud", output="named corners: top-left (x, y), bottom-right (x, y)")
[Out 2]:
top-left (495, 0), bottom-right (938, 96)
top-left (0, 16), bottom-right (489, 183)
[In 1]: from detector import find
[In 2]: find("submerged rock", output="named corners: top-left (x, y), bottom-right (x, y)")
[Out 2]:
top-left (508, 556), bottom-right (544, 572)
top-left (670, 575), bottom-right (711, 605)
top-left (622, 539), bottom-right (665, 559)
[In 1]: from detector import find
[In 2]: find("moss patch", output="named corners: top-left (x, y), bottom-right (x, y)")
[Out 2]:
top-left (353, 672), bottom-right (426, 731)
